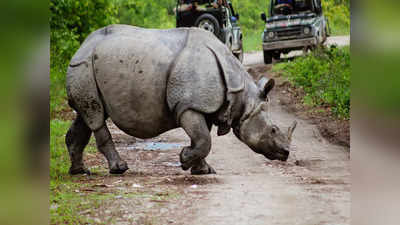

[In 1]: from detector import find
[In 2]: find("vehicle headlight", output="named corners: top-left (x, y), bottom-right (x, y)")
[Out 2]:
top-left (268, 31), bottom-right (275, 39)
top-left (303, 27), bottom-right (311, 35)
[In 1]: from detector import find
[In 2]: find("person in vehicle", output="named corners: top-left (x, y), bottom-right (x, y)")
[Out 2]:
top-left (175, 0), bottom-right (196, 13)
top-left (175, 0), bottom-right (225, 13)
top-left (274, 0), bottom-right (294, 15)
top-left (211, 0), bottom-right (223, 8)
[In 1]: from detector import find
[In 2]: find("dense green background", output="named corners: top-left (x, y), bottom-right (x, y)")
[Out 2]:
top-left (50, 0), bottom-right (350, 71)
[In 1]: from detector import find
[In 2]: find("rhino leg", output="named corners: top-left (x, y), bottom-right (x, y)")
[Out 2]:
top-left (66, 115), bottom-right (92, 175)
top-left (94, 125), bottom-right (128, 174)
top-left (179, 110), bottom-right (212, 172)
top-left (190, 120), bottom-right (216, 175)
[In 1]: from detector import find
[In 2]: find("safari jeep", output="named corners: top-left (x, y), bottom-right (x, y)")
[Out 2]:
top-left (261, 0), bottom-right (330, 64)
top-left (176, 0), bottom-right (243, 62)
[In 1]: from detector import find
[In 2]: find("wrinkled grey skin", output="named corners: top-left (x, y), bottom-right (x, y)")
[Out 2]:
top-left (65, 24), bottom-right (297, 175)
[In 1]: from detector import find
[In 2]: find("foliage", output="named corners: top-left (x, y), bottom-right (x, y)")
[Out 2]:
top-left (50, 69), bottom-right (68, 119)
top-left (50, 0), bottom-right (119, 71)
top-left (322, 0), bottom-right (350, 35)
top-left (115, 0), bottom-right (176, 29)
top-left (277, 46), bottom-right (350, 118)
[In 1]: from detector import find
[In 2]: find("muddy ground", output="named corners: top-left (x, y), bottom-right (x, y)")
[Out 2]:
top-left (71, 62), bottom-right (350, 225)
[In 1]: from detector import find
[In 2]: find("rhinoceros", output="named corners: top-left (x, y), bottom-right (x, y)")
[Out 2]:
top-left (65, 24), bottom-right (297, 175)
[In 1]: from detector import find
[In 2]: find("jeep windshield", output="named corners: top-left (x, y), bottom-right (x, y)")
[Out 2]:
top-left (271, 0), bottom-right (314, 16)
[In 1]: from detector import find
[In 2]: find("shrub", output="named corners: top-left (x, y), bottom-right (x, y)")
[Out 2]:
top-left (322, 0), bottom-right (350, 35)
top-left (50, 0), bottom-right (119, 71)
top-left (279, 46), bottom-right (350, 118)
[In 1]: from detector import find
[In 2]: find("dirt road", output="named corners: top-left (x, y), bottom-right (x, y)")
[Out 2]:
top-left (85, 37), bottom-right (350, 224)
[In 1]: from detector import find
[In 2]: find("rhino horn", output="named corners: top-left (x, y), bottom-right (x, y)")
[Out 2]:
top-left (287, 120), bottom-right (298, 142)
top-left (258, 78), bottom-right (275, 99)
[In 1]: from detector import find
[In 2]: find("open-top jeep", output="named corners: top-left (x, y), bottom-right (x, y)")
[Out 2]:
top-left (261, 0), bottom-right (330, 64)
top-left (176, 0), bottom-right (243, 62)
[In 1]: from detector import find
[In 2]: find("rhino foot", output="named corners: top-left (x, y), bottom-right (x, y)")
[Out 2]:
top-left (191, 164), bottom-right (216, 175)
top-left (69, 166), bottom-right (91, 175)
top-left (180, 147), bottom-right (199, 171)
top-left (109, 160), bottom-right (129, 174)
top-left (190, 159), bottom-right (216, 175)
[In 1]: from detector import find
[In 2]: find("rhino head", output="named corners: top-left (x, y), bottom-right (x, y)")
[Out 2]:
top-left (232, 78), bottom-right (297, 161)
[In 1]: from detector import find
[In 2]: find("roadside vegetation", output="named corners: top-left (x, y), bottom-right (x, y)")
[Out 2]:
top-left (273, 46), bottom-right (350, 119)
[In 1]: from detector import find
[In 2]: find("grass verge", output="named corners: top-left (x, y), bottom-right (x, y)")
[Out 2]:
top-left (273, 46), bottom-right (350, 119)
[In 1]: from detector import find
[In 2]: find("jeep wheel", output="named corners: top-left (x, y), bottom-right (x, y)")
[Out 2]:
top-left (263, 51), bottom-right (273, 64)
top-left (273, 52), bottom-right (281, 60)
top-left (195, 14), bottom-right (221, 36)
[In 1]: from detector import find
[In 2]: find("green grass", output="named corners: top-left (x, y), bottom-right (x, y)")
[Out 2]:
top-left (273, 46), bottom-right (350, 119)
top-left (50, 69), bottom-right (69, 119)
top-left (50, 67), bottom-right (102, 224)
top-left (243, 31), bottom-right (263, 52)
top-left (50, 119), bottom-right (72, 181)
top-left (329, 23), bottom-right (350, 36)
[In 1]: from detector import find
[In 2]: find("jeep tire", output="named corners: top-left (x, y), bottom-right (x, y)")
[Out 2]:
top-left (272, 52), bottom-right (281, 60)
top-left (195, 14), bottom-right (221, 36)
top-left (263, 50), bottom-right (273, 64)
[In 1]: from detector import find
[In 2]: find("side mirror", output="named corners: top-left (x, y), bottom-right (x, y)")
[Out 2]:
top-left (261, 12), bottom-right (267, 22)
top-left (231, 16), bottom-right (237, 23)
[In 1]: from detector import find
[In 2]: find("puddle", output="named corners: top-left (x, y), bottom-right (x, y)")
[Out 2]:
top-left (126, 142), bottom-right (184, 151)
top-left (162, 162), bottom-right (182, 167)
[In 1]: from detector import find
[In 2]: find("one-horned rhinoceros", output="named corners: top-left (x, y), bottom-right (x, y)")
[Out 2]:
top-left (66, 24), bottom-right (297, 175)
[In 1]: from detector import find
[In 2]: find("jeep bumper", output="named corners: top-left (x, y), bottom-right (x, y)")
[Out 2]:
top-left (263, 37), bottom-right (317, 51)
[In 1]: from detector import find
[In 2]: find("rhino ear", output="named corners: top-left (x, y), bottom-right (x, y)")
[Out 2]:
top-left (258, 78), bottom-right (275, 99)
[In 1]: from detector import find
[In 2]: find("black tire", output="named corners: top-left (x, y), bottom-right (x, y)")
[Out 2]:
top-left (263, 50), bottom-right (273, 64)
top-left (194, 14), bottom-right (221, 36)
top-left (272, 52), bottom-right (281, 60)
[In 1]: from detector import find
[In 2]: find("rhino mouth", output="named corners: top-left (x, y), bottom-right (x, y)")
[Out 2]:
top-left (262, 149), bottom-right (289, 161)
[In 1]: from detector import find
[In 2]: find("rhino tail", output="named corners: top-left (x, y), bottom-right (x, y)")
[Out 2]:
top-left (66, 55), bottom-right (105, 131)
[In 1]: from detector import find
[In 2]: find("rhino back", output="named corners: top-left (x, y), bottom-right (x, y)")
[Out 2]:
top-left (92, 26), bottom-right (189, 138)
